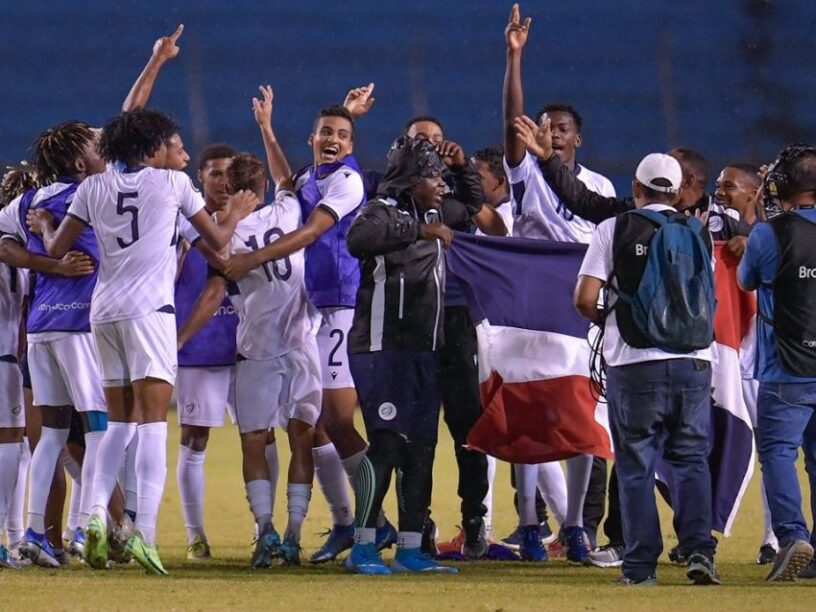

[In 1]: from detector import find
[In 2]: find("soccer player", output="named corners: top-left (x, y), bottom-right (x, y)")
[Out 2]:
top-left (503, 3), bottom-right (615, 564)
top-left (28, 108), bottom-right (257, 575)
top-left (472, 146), bottom-right (513, 237)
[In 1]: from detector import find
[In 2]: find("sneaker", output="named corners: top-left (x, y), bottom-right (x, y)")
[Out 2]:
top-left (766, 539), bottom-right (814, 582)
top-left (344, 542), bottom-right (391, 575)
top-left (22, 528), bottom-right (60, 568)
top-left (539, 521), bottom-right (557, 546)
top-left (391, 547), bottom-right (458, 573)
top-left (125, 532), bottom-right (168, 576)
top-left (519, 525), bottom-right (548, 562)
top-left (187, 535), bottom-right (211, 560)
top-left (309, 524), bottom-right (354, 563)
top-left (68, 528), bottom-right (86, 558)
top-left (462, 517), bottom-right (488, 560)
top-left (616, 574), bottom-right (657, 586)
top-left (668, 545), bottom-right (686, 565)
top-left (250, 526), bottom-right (281, 569)
top-left (563, 525), bottom-right (590, 565)
top-left (588, 543), bottom-right (624, 568)
top-left (280, 534), bottom-right (302, 566)
top-left (376, 520), bottom-right (398, 551)
top-left (421, 515), bottom-right (439, 557)
top-left (686, 553), bottom-right (721, 585)
top-left (757, 543), bottom-right (778, 565)
top-left (0, 544), bottom-right (19, 569)
top-left (84, 515), bottom-right (110, 570)
top-left (799, 558), bottom-right (816, 579)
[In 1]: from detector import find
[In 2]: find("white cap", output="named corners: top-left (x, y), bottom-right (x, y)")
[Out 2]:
top-left (635, 153), bottom-right (682, 194)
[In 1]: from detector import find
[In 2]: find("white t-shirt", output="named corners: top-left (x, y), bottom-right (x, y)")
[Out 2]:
top-left (0, 261), bottom-right (26, 357)
top-left (228, 189), bottom-right (320, 360)
top-left (476, 197), bottom-right (515, 237)
top-left (68, 166), bottom-right (205, 324)
top-left (578, 203), bottom-right (713, 367)
top-left (504, 152), bottom-right (616, 244)
top-left (294, 166), bottom-right (364, 222)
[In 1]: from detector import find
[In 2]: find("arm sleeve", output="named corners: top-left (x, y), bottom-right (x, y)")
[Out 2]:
top-left (537, 154), bottom-right (633, 224)
top-left (316, 170), bottom-right (365, 222)
top-left (577, 218), bottom-right (615, 281)
top-left (347, 201), bottom-right (421, 259)
top-left (177, 215), bottom-right (201, 244)
top-left (0, 197), bottom-right (25, 241)
top-left (173, 172), bottom-right (206, 219)
top-left (67, 181), bottom-right (91, 224)
top-left (448, 161), bottom-right (485, 217)
top-left (738, 222), bottom-right (776, 290)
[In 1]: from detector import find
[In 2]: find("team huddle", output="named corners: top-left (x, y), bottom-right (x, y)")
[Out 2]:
top-left (1, 4), bottom-right (816, 585)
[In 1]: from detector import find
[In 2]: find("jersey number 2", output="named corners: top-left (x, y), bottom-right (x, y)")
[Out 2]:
top-left (116, 192), bottom-right (140, 248)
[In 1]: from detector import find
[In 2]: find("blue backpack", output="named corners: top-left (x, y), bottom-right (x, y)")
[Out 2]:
top-left (615, 209), bottom-right (716, 353)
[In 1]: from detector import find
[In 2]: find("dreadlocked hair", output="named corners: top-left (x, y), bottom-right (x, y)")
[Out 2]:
top-left (31, 120), bottom-right (95, 184)
top-left (1, 162), bottom-right (41, 206)
top-left (100, 109), bottom-right (180, 166)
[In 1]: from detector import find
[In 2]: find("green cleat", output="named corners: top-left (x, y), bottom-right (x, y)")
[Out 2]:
top-left (125, 532), bottom-right (168, 576)
top-left (84, 515), bottom-right (110, 570)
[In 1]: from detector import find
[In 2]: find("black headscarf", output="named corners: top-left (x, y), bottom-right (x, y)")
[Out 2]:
top-left (377, 136), bottom-right (446, 198)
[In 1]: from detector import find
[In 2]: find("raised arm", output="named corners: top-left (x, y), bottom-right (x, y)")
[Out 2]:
top-left (122, 24), bottom-right (183, 112)
top-left (503, 4), bottom-right (532, 167)
top-left (177, 274), bottom-right (228, 350)
top-left (26, 209), bottom-right (87, 259)
top-left (0, 238), bottom-right (94, 277)
top-left (252, 85), bottom-right (294, 191)
top-left (343, 83), bottom-right (376, 119)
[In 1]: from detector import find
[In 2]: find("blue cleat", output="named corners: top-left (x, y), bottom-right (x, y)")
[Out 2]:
top-left (68, 528), bottom-right (86, 558)
top-left (0, 544), bottom-right (19, 569)
top-left (344, 543), bottom-right (391, 575)
top-left (22, 528), bottom-right (60, 568)
top-left (519, 525), bottom-right (548, 562)
top-left (563, 525), bottom-right (590, 565)
top-left (250, 526), bottom-right (281, 569)
top-left (391, 547), bottom-right (458, 573)
top-left (309, 524), bottom-right (355, 563)
top-left (279, 534), bottom-right (302, 566)
top-left (375, 520), bottom-right (398, 551)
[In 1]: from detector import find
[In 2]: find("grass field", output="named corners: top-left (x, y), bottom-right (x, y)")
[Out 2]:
top-left (3, 412), bottom-right (815, 611)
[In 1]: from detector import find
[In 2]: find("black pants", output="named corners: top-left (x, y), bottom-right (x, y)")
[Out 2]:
top-left (583, 457), bottom-right (608, 541)
top-left (438, 306), bottom-right (488, 521)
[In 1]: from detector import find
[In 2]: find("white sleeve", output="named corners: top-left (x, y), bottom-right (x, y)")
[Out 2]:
top-left (503, 151), bottom-right (535, 186)
top-left (177, 214), bottom-right (200, 244)
top-left (600, 177), bottom-right (616, 198)
top-left (316, 171), bottom-right (364, 222)
top-left (578, 218), bottom-right (614, 281)
top-left (67, 181), bottom-right (91, 224)
top-left (0, 196), bottom-right (25, 241)
top-left (172, 172), bottom-right (206, 219)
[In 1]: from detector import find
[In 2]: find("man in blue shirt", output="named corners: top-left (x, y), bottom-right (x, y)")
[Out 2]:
top-left (738, 145), bottom-right (816, 582)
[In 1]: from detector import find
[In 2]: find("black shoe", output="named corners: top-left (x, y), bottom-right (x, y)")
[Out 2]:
top-left (462, 517), bottom-right (488, 560)
top-left (799, 558), bottom-right (816, 579)
top-left (756, 544), bottom-right (777, 566)
top-left (616, 574), bottom-right (657, 586)
top-left (766, 540), bottom-right (814, 582)
top-left (686, 553), bottom-right (721, 585)
top-left (668, 545), bottom-right (686, 565)
top-left (421, 515), bottom-right (438, 557)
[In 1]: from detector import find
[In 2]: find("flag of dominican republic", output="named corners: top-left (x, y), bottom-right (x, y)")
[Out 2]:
top-left (447, 233), bottom-right (756, 536)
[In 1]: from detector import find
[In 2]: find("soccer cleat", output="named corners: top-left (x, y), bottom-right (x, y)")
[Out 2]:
top-left (7, 541), bottom-right (30, 567)
top-left (540, 521), bottom-right (557, 546)
top-left (519, 525), bottom-right (548, 562)
top-left (187, 535), bottom-right (211, 560)
top-left (109, 518), bottom-right (135, 564)
top-left (250, 526), bottom-right (281, 569)
top-left (309, 524), bottom-right (354, 563)
top-left (280, 534), bottom-right (302, 566)
top-left (68, 528), bottom-right (86, 558)
top-left (84, 515), bottom-right (110, 570)
top-left (0, 544), bottom-right (19, 569)
top-left (563, 526), bottom-right (590, 565)
top-left (502, 521), bottom-right (555, 550)
top-left (344, 542), bottom-right (391, 575)
top-left (22, 528), bottom-right (60, 568)
top-left (421, 515), bottom-right (439, 557)
top-left (686, 553), bottom-right (721, 585)
top-left (757, 543), bottom-right (778, 565)
top-left (616, 574), bottom-right (657, 586)
top-left (125, 532), bottom-right (168, 576)
top-left (54, 548), bottom-right (70, 566)
top-left (766, 540), bottom-right (814, 582)
top-left (375, 520), bottom-right (398, 551)
top-left (391, 547), bottom-right (458, 573)
top-left (588, 544), bottom-right (624, 568)
top-left (462, 517), bottom-right (488, 560)
top-left (500, 527), bottom-right (522, 550)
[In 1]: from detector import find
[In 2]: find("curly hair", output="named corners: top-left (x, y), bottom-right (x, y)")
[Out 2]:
top-left (198, 143), bottom-right (236, 171)
top-left (31, 120), bottom-right (96, 184)
top-left (227, 152), bottom-right (266, 197)
top-left (99, 109), bottom-right (180, 165)
top-left (472, 146), bottom-right (506, 182)
top-left (1, 162), bottom-right (41, 206)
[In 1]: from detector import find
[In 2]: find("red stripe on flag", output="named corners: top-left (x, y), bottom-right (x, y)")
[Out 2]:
top-left (713, 242), bottom-right (756, 351)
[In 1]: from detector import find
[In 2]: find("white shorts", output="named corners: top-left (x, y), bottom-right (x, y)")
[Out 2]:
top-left (234, 337), bottom-right (322, 434)
top-left (316, 307), bottom-right (354, 390)
top-left (92, 312), bottom-right (178, 387)
top-left (28, 333), bottom-right (106, 412)
top-left (0, 361), bottom-right (24, 428)
top-left (177, 365), bottom-right (236, 427)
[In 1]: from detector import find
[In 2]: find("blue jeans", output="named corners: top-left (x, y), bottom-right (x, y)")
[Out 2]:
top-left (607, 358), bottom-right (716, 580)
top-left (756, 382), bottom-right (816, 546)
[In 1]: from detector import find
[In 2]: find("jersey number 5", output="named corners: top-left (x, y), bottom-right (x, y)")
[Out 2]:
top-left (116, 191), bottom-right (140, 248)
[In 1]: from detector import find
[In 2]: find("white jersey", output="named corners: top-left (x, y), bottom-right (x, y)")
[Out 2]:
top-left (294, 166), bottom-right (364, 222)
top-left (0, 261), bottom-right (26, 357)
top-left (68, 166), bottom-right (205, 324)
top-left (228, 190), bottom-right (320, 360)
top-left (504, 151), bottom-right (616, 244)
top-left (476, 196), bottom-right (515, 237)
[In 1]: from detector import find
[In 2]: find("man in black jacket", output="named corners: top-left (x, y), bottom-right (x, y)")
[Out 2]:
top-left (344, 136), bottom-right (481, 575)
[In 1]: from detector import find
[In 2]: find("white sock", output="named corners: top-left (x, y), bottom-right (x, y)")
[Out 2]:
top-left (91, 422), bottom-right (136, 527)
top-left (483, 455), bottom-right (497, 538)
top-left (246, 479), bottom-right (273, 530)
top-left (354, 527), bottom-right (375, 545)
top-left (27, 427), bottom-right (69, 533)
top-left (0, 442), bottom-right (22, 535)
top-left (78, 431), bottom-right (103, 527)
top-left (564, 454), bottom-right (592, 528)
top-left (177, 445), bottom-right (206, 544)
top-left (134, 422), bottom-right (167, 547)
top-left (60, 449), bottom-right (82, 532)
top-left (265, 442), bottom-right (279, 516)
top-left (285, 483), bottom-right (312, 542)
top-left (6, 439), bottom-right (29, 545)
top-left (123, 433), bottom-right (139, 518)
top-left (537, 461), bottom-right (567, 527)
top-left (313, 443), bottom-right (354, 527)
top-left (397, 531), bottom-right (422, 550)
top-left (514, 463), bottom-right (539, 527)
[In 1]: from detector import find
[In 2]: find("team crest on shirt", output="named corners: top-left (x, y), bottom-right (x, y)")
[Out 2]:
top-left (330, 370), bottom-right (338, 380)
top-left (378, 402), bottom-right (397, 421)
top-left (184, 402), bottom-right (197, 415)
